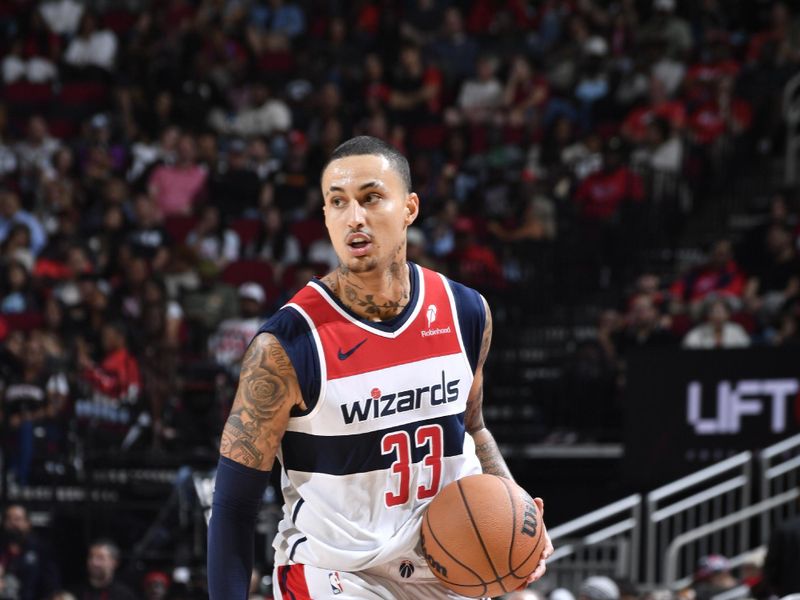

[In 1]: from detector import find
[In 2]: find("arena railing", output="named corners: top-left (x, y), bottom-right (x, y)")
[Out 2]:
top-left (758, 432), bottom-right (800, 544)
top-left (546, 494), bottom-right (642, 592)
top-left (546, 432), bottom-right (800, 588)
top-left (645, 452), bottom-right (752, 586)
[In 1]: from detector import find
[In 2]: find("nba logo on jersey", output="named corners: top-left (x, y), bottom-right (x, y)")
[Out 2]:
top-left (328, 571), bottom-right (343, 594)
top-left (427, 304), bottom-right (437, 329)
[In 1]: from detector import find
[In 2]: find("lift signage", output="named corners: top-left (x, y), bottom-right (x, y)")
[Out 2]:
top-left (623, 348), bottom-right (800, 487)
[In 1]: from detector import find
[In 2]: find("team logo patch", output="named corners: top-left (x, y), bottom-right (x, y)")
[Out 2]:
top-left (399, 560), bottom-right (415, 579)
top-left (329, 571), bottom-right (343, 594)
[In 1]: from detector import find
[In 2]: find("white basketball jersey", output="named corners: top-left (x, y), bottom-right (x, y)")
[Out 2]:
top-left (265, 264), bottom-right (484, 572)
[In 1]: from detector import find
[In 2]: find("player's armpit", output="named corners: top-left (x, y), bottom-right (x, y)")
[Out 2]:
top-left (220, 333), bottom-right (305, 470)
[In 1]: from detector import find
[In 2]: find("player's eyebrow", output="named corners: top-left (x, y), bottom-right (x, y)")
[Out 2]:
top-left (358, 180), bottom-right (386, 191)
top-left (325, 181), bottom-right (387, 197)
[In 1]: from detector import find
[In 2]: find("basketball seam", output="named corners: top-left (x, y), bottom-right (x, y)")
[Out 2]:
top-left (456, 478), bottom-right (508, 594)
top-left (422, 510), bottom-right (488, 597)
top-left (499, 476), bottom-right (518, 575)
top-left (511, 525), bottom-right (546, 577)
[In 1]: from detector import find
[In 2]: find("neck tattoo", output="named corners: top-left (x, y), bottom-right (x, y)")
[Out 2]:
top-left (325, 262), bottom-right (411, 321)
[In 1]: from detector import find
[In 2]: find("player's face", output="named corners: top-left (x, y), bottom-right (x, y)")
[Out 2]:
top-left (322, 154), bottom-right (418, 274)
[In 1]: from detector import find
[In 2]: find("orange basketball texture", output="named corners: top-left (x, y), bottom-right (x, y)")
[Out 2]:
top-left (420, 474), bottom-right (545, 598)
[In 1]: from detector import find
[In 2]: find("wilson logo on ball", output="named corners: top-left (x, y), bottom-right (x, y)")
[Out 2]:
top-left (399, 560), bottom-right (415, 579)
top-left (421, 533), bottom-right (448, 577)
top-left (521, 496), bottom-right (538, 538)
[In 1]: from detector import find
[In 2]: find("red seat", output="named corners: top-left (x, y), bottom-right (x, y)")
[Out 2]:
top-left (230, 218), bottom-right (261, 248)
top-left (221, 260), bottom-right (278, 299)
top-left (59, 81), bottom-right (110, 106)
top-left (289, 219), bottom-right (327, 254)
top-left (3, 311), bottom-right (44, 332)
top-left (164, 215), bottom-right (199, 245)
top-left (2, 81), bottom-right (54, 105)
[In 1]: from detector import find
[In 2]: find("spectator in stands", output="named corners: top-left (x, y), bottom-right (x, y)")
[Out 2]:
top-left (688, 75), bottom-right (752, 151)
top-left (488, 196), bottom-right (557, 244)
top-left (62, 11), bottom-right (117, 75)
top-left (639, 0), bottom-right (692, 58)
top-left (0, 190), bottom-right (46, 256)
top-left (208, 282), bottom-right (266, 378)
top-left (621, 77), bottom-right (686, 145)
top-left (249, 0), bottom-right (305, 40)
top-left (15, 116), bottom-right (60, 195)
top-left (127, 194), bottom-right (171, 272)
top-left (209, 81), bottom-right (291, 138)
top-left (615, 295), bottom-right (675, 353)
top-left (38, 0), bottom-right (83, 36)
top-left (669, 239), bottom-right (746, 317)
top-left (573, 137), bottom-right (645, 287)
top-left (0, 259), bottom-right (36, 314)
top-left (451, 55), bottom-right (502, 126)
top-left (765, 513), bottom-right (800, 596)
top-left (2, 37), bottom-right (57, 85)
top-left (505, 591), bottom-right (542, 600)
top-left (683, 296), bottom-right (751, 349)
top-left (743, 224), bottom-right (800, 326)
top-left (774, 297), bottom-right (800, 347)
top-left (579, 575), bottom-right (620, 600)
top-left (180, 260), bottom-right (238, 343)
top-left (503, 55), bottom-right (550, 130)
top-left (148, 133), bottom-right (207, 219)
top-left (245, 204), bottom-right (301, 270)
top-left (3, 334), bottom-right (69, 484)
top-left (691, 554), bottom-right (739, 600)
top-left (133, 281), bottom-right (182, 447)
top-left (0, 105), bottom-right (17, 182)
top-left (210, 139), bottom-right (261, 220)
top-left (632, 117), bottom-right (684, 176)
top-left (142, 570), bottom-right (170, 600)
top-left (429, 7), bottom-right (478, 85)
top-left (0, 504), bottom-right (59, 600)
top-left (185, 204), bottom-right (240, 269)
top-left (70, 539), bottom-right (136, 600)
top-left (389, 45), bottom-right (442, 128)
top-left (74, 321), bottom-right (141, 446)
top-left (447, 217), bottom-right (504, 292)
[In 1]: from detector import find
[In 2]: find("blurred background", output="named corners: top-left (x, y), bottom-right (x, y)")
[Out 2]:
top-left (0, 0), bottom-right (799, 598)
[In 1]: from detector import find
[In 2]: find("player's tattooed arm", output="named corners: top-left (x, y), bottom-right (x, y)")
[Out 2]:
top-left (220, 333), bottom-right (305, 470)
top-left (465, 297), bottom-right (514, 480)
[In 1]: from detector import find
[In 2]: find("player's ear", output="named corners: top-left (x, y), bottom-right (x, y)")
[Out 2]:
top-left (405, 192), bottom-right (419, 226)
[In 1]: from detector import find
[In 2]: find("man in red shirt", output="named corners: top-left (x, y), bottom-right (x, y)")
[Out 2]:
top-left (75, 321), bottom-right (142, 449)
top-left (573, 137), bottom-right (646, 288)
top-left (574, 137), bottom-right (645, 220)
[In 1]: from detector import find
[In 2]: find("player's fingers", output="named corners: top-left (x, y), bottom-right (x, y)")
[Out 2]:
top-left (542, 529), bottom-right (554, 559)
top-left (528, 559), bottom-right (547, 581)
top-left (533, 496), bottom-right (545, 517)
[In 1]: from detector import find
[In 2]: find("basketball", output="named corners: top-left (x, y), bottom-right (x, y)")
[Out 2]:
top-left (420, 474), bottom-right (545, 598)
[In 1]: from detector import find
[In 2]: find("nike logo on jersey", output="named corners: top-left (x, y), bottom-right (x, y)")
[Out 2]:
top-left (338, 338), bottom-right (367, 360)
top-left (340, 371), bottom-right (460, 424)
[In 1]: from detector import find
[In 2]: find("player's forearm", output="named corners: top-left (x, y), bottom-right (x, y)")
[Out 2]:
top-left (208, 456), bottom-right (270, 599)
top-left (470, 427), bottom-right (513, 480)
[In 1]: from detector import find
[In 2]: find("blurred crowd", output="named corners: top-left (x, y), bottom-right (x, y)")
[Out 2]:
top-left (0, 0), bottom-right (799, 596)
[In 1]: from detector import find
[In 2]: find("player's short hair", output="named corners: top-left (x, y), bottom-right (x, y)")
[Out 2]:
top-left (324, 136), bottom-right (412, 193)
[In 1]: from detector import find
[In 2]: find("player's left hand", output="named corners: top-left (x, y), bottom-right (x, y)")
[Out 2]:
top-left (517, 497), bottom-right (554, 589)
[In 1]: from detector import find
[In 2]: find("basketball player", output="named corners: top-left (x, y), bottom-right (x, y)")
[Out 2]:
top-left (208, 136), bottom-right (553, 599)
